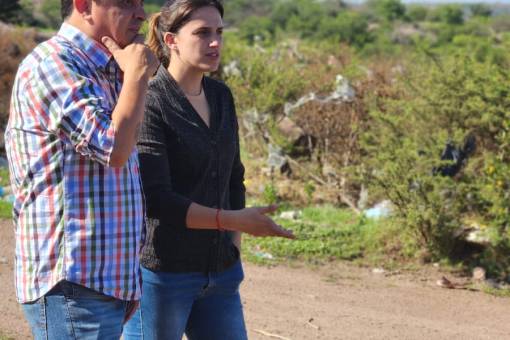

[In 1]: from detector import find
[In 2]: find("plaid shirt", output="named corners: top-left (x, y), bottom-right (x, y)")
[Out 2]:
top-left (6, 23), bottom-right (145, 303)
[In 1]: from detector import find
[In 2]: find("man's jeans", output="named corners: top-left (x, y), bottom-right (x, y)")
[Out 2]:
top-left (22, 280), bottom-right (134, 340)
top-left (123, 260), bottom-right (248, 340)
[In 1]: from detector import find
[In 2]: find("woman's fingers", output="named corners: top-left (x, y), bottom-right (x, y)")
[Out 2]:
top-left (256, 204), bottom-right (279, 215)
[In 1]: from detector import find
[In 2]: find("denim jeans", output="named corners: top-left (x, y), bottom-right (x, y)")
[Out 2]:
top-left (21, 280), bottom-right (135, 340)
top-left (123, 260), bottom-right (247, 340)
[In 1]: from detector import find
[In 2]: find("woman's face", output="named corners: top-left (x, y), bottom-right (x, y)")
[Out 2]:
top-left (168, 6), bottom-right (223, 73)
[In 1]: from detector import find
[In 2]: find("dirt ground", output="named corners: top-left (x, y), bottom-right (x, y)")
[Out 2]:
top-left (1, 219), bottom-right (510, 340)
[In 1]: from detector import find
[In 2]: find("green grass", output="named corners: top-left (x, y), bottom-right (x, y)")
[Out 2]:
top-left (0, 168), bottom-right (12, 219)
top-left (0, 332), bottom-right (15, 340)
top-left (242, 205), bottom-right (408, 266)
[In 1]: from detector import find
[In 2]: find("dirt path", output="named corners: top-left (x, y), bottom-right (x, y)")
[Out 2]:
top-left (1, 219), bottom-right (509, 340)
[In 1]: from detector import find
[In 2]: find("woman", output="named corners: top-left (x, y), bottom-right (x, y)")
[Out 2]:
top-left (123, 1), bottom-right (294, 339)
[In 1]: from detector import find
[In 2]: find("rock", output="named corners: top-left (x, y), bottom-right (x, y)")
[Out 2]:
top-left (472, 267), bottom-right (486, 282)
top-left (0, 257), bottom-right (7, 265)
top-left (277, 117), bottom-right (304, 144)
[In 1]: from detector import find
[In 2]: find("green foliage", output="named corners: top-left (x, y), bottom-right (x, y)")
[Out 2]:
top-left (429, 5), bottom-right (464, 25)
top-left (470, 4), bottom-right (492, 18)
top-left (221, 35), bottom-right (307, 114)
top-left (237, 16), bottom-right (274, 44)
top-left (263, 183), bottom-right (279, 205)
top-left (406, 5), bottom-right (428, 22)
top-left (39, 0), bottom-right (61, 29)
top-left (367, 0), bottom-right (406, 22)
top-left (0, 0), bottom-right (23, 23)
top-left (0, 168), bottom-right (12, 220)
top-left (316, 11), bottom-right (373, 47)
top-left (362, 52), bottom-right (510, 276)
top-left (243, 205), bottom-right (418, 265)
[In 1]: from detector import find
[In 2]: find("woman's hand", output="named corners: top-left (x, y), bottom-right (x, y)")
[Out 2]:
top-left (221, 205), bottom-right (295, 239)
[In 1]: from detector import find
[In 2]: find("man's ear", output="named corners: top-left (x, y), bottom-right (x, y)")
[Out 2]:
top-left (163, 32), bottom-right (178, 51)
top-left (74, 0), bottom-right (92, 17)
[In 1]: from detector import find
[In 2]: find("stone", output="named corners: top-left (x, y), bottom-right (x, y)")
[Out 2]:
top-left (472, 267), bottom-right (486, 282)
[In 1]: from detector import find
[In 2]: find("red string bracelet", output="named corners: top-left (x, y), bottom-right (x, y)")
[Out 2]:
top-left (215, 209), bottom-right (224, 231)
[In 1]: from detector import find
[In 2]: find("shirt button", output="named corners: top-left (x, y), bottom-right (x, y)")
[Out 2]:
top-left (211, 171), bottom-right (217, 178)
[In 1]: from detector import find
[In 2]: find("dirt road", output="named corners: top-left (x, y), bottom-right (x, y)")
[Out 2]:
top-left (1, 219), bottom-right (509, 339)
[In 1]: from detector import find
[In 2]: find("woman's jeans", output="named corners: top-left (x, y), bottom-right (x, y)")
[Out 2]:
top-left (123, 260), bottom-right (248, 340)
top-left (21, 280), bottom-right (135, 340)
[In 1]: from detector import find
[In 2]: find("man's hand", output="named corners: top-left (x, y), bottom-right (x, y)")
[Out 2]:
top-left (102, 35), bottom-right (159, 81)
top-left (222, 205), bottom-right (295, 239)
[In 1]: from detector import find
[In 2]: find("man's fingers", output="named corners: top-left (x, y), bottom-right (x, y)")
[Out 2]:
top-left (101, 36), bottom-right (121, 53)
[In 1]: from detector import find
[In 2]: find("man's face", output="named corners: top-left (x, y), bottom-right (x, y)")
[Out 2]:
top-left (90, 0), bottom-right (145, 48)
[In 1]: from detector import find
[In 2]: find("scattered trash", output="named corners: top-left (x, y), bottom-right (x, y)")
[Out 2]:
top-left (436, 276), bottom-right (473, 290)
top-left (330, 75), bottom-right (356, 102)
top-left (306, 317), bottom-right (320, 330)
top-left (267, 144), bottom-right (290, 175)
top-left (436, 276), bottom-right (455, 289)
top-left (222, 60), bottom-right (242, 78)
top-left (372, 267), bottom-right (386, 274)
top-left (253, 329), bottom-right (291, 340)
top-left (3, 194), bottom-right (14, 203)
top-left (279, 210), bottom-right (302, 220)
top-left (364, 200), bottom-right (392, 219)
top-left (485, 279), bottom-right (503, 289)
top-left (253, 251), bottom-right (274, 260)
top-left (283, 74), bottom-right (356, 116)
top-left (433, 134), bottom-right (476, 177)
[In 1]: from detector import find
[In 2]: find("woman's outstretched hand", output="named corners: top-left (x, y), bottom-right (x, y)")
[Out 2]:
top-left (221, 205), bottom-right (295, 239)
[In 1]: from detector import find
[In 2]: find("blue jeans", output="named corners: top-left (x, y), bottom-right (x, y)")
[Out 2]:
top-left (123, 260), bottom-right (247, 340)
top-left (22, 280), bottom-right (135, 340)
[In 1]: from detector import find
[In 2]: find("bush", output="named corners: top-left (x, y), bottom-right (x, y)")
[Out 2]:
top-left (362, 53), bottom-right (510, 276)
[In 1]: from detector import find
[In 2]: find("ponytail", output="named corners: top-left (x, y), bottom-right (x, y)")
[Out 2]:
top-left (147, 12), bottom-right (170, 68)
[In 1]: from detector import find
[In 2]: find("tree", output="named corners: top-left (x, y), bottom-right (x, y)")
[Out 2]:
top-left (0, 0), bottom-right (22, 23)
top-left (406, 5), bottom-right (428, 22)
top-left (368, 0), bottom-right (406, 22)
top-left (430, 5), bottom-right (464, 25)
top-left (317, 12), bottom-right (372, 47)
top-left (470, 4), bottom-right (492, 18)
top-left (39, 0), bottom-right (61, 28)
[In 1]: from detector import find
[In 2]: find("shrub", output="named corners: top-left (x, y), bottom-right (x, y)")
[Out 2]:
top-left (362, 53), bottom-right (510, 276)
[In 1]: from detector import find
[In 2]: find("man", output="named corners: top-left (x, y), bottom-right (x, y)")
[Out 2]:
top-left (5, 0), bottom-right (158, 338)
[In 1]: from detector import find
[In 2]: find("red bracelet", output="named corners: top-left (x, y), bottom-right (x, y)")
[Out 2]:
top-left (215, 209), bottom-right (224, 231)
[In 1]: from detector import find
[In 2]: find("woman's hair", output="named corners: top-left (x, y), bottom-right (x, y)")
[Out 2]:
top-left (148, 0), bottom-right (224, 68)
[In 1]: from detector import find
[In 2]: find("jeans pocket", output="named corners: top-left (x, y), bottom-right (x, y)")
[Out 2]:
top-left (61, 281), bottom-right (116, 301)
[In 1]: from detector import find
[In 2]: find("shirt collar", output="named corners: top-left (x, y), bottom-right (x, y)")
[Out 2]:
top-left (57, 22), bottom-right (113, 69)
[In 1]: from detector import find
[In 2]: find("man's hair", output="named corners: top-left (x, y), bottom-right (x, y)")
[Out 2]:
top-left (61, 0), bottom-right (73, 19)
